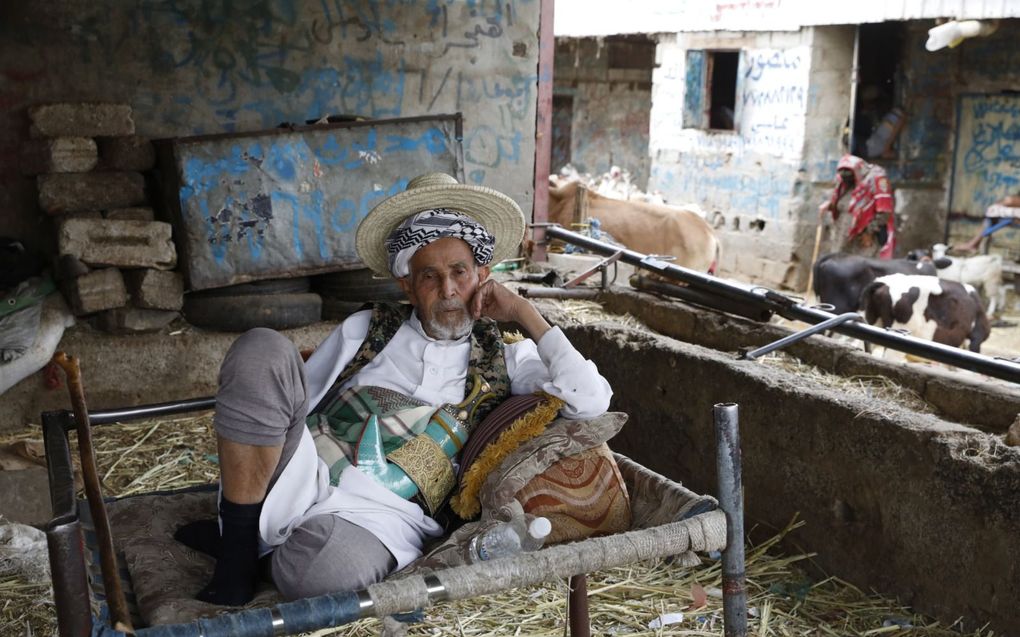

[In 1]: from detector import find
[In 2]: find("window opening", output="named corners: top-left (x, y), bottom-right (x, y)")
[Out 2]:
top-left (708, 51), bottom-right (739, 130)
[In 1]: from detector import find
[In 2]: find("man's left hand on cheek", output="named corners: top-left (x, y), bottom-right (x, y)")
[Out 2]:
top-left (469, 279), bottom-right (523, 323)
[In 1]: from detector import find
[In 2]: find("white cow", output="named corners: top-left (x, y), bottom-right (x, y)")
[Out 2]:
top-left (931, 243), bottom-right (1005, 316)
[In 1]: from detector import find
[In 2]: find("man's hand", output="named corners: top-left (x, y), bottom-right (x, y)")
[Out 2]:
top-left (818, 201), bottom-right (833, 221)
top-left (470, 279), bottom-right (551, 341)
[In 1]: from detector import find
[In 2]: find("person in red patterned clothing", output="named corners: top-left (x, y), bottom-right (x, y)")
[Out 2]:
top-left (818, 154), bottom-right (897, 259)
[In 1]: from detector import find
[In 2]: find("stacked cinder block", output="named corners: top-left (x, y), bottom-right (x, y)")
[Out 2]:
top-left (25, 103), bottom-right (184, 333)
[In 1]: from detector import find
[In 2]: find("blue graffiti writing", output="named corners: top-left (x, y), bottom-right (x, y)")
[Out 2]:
top-left (964, 121), bottom-right (1020, 172)
top-left (742, 85), bottom-right (805, 108)
top-left (744, 50), bottom-right (802, 82)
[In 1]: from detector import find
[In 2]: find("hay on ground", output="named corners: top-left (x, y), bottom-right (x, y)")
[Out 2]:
top-left (1, 410), bottom-right (992, 637)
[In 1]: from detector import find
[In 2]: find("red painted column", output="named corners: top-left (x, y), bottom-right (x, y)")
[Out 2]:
top-left (531, 0), bottom-right (554, 263)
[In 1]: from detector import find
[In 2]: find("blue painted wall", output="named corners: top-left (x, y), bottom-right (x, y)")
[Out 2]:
top-left (0, 0), bottom-right (541, 254)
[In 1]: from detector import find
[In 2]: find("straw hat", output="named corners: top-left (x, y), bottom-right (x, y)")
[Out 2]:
top-left (356, 173), bottom-right (526, 277)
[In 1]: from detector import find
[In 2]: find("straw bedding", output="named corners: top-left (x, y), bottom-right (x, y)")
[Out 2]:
top-left (1, 409), bottom-right (993, 636)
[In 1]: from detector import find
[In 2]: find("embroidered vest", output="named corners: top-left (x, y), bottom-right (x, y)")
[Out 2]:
top-left (306, 303), bottom-right (512, 514)
top-left (312, 303), bottom-right (511, 423)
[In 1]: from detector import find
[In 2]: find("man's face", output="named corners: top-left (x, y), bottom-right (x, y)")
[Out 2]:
top-left (838, 168), bottom-right (856, 187)
top-left (398, 237), bottom-right (489, 340)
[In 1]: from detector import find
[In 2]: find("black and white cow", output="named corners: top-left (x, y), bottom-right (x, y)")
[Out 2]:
top-left (811, 252), bottom-right (946, 315)
top-left (859, 273), bottom-right (990, 353)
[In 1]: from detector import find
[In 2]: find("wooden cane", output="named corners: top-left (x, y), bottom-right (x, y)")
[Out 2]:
top-left (52, 352), bottom-right (135, 634)
top-left (805, 217), bottom-right (825, 297)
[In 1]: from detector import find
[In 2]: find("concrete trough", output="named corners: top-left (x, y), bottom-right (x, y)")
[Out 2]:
top-left (537, 290), bottom-right (1019, 635)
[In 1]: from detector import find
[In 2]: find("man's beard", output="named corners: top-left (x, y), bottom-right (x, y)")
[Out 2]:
top-left (422, 299), bottom-right (474, 340)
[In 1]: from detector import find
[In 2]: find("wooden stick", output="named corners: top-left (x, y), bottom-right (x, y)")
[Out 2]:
top-left (805, 220), bottom-right (825, 296)
top-left (52, 352), bottom-right (135, 635)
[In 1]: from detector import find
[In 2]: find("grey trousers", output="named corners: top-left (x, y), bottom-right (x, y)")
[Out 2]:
top-left (214, 328), bottom-right (396, 600)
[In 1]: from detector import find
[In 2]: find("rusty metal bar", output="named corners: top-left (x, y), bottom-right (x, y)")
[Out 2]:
top-left (714, 403), bottom-right (747, 637)
top-left (42, 410), bottom-right (91, 637)
top-left (568, 574), bottom-right (591, 637)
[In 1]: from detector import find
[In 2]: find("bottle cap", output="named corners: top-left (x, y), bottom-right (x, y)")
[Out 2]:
top-left (528, 516), bottom-right (552, 539)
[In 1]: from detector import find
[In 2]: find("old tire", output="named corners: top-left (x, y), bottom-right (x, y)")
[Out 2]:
top-left (321, 298), bottom-right (370, 321)
top-left (183, 292), bottom-right (321, 332)
top-left (188, 277), bottom-right (311, 298)
top-left (312, 268), bottom-right (403, 302)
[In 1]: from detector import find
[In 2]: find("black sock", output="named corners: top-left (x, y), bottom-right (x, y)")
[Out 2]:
top-left (174, 518), bottom-right (221, 557)
top-left (196, 497), bottom-right (262, 606)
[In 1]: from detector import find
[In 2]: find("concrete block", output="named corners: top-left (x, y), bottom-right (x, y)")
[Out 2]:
top-left (20, 137), bottom-right (98, 174)
top-left (105, 206), bottom-right (155, 221)
top-left (97, 135), bottom-right (155, 171)
top-left (0, 468), bottom-right (51, 526)
top-left (58, 218), bottom-right (176, 270)
top-left (124, 269), bottom-right (184, 310)
top-left (38, 172), bottom-right (146, 214)
top-left (28, 103), bottom-right (134, 138)
top-left (95, 307), bottom-right (178, 334)
top-left (66, 267), bottom-right (128, 315)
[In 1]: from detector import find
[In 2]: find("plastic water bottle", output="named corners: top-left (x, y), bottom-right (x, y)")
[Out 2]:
top-left (520, 516), bottom-right (552, 552)
top-left (467, 522), bottom-right (521, 563)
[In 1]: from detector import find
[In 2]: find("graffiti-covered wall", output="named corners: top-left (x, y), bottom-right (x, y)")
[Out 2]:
top-left (0, 0), bottom-right (541, 256)
top-left (649, 28), bottom-right (831, 288)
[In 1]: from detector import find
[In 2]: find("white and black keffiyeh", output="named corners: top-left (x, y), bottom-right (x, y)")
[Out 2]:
top-left (385, 208), bottom-right (496, 277)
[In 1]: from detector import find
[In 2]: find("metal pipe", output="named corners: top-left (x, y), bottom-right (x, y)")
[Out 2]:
top-left (630, 275), bottom-right (773, 323)
top-left (714, 403), bottom-right (747, 637)
top-left (518, 287), bottom-right (600, 299)
top-left (86, 396), bottom-right (216, 426)
top-left (741, 312), bottom-right (863, 359)
top-left (544, 225), bottom-right (1020, 383)
top-left (568, 574), bottom-right (591, 637)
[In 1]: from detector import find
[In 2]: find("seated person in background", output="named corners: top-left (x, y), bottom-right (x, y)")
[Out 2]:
top-left (818, 154), bottom-right (896, 259)
top-left (180, 172), bottom-right (613, 605)
top-left (956, 192), bottom-right (1020, 254)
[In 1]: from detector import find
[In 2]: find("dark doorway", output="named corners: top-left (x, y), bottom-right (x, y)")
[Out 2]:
top-left (551, 94), bottom-right (574, 172)
top-left (852, 22), bottom-right (906, 158)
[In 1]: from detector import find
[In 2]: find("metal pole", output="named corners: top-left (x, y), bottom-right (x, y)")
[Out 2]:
top-left (741, 312), bottom-right (863, 359)
top-left (714, 403), bottom-right (747, 637)
top-left (542, 224), bottom-right (1020, 383)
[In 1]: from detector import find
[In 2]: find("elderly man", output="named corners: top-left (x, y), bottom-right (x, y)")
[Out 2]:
top-left (818, 154), bottom-right (896, 259)
top-left (181, 173), bottom-right (612, 605)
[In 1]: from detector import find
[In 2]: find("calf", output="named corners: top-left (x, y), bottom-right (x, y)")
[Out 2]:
top-left (812, 252), bottom-right (940, 315)
top-left (930, 243), bottom-right (1004, 316)
top-left (859, 273), bottom-right (990, 353)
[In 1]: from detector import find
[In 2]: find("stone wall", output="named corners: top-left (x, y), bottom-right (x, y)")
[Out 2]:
top-left (545, 304), bottom-right (1020, 635)
top-left (649, 28), bottom-right (824, 289)
top-left (0, 0), bottom-right (542, 258)
top-left (553, 37), bottom-right (653, 187)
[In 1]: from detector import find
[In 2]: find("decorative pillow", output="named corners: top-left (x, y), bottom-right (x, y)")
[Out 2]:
top-left (477, 412), bottom-right (630, 543)
top-left (450, 392), bottom-right (563, 520)
top-left (513, 442), bottom-right (632, 544)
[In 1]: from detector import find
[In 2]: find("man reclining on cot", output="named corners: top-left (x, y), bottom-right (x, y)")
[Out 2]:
top-left (175, 172), bottom-right (613, 605)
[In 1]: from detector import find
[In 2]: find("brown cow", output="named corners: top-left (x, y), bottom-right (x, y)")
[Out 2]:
top-left (547, 181), bottom-right (720, 273)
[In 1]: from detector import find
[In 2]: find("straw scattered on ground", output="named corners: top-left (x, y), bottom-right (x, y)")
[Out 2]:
top-left (0, 411), bottom-right (994, 637)
top-left (755, 351), bottom-right (936, 418)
